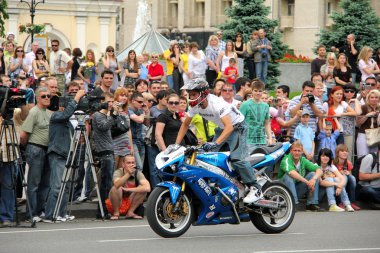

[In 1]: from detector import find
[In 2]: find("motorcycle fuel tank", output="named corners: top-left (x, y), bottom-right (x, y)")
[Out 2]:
top-left (196, 152), bottom-right (235, 176)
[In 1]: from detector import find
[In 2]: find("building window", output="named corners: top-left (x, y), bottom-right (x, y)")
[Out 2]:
top-left (287, 0), bottom-right (295, 16)
top-left (327, 2), bottom-right (332, 14)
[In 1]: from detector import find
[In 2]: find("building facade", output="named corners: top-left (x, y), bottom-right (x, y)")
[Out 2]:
top-left (6, 0), bottom-right (121, 58)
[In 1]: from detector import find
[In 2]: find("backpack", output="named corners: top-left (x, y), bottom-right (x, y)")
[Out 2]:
top-left (353, 153), bottom-right (379, 183)
top-left (271, 117), bottom-right (282, 136)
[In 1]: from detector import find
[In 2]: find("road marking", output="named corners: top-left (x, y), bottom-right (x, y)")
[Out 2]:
top-left (253, 248), bottom-right (380, 253)
top-left (98, 232), bottom-right (304, 242)
top-left (0, 224), bottom-right (149, 234)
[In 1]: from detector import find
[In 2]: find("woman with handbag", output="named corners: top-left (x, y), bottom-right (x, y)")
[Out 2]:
top-left (112, 87), bottom-right (134, 170)
top-left (32, 48), bottom-right (50, 80)
top-left (323, 86), bottom-right (357, 145)
top-left (155, 94), bottom-right (185, 151)
top-left (356, 89), bottom-right (380, 158)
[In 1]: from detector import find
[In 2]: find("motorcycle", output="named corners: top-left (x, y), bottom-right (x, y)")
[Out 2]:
top-left (146, 142), bottom-right (295, 238)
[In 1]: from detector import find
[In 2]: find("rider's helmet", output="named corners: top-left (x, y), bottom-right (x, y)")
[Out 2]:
top-left (181, 78), bottom-right (210, 107)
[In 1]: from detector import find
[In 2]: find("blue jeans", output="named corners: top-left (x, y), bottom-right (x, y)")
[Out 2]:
top-left (281, 172), bottom-right (319, 205)
top-left (345, 174), bottom-right (356, 202)
top-left (133, 140), bottom-right (145, 171)
top-left (255, 61), bottom-right (269, 84)
top-left (167, 75), bottom-right (174, 89)
top-left (319, 177), bottom-right (350, 206)
top-left (45, 153), bottom-right (70, 219)
top-left (0, 162), bottom-right (16, 222)
top-left (214, 123), bottom-right (258, 187)
top-left (359, 186), bottom-right (380, 204)
top-left (98, 153), bottom-right (114, 215)
top-left (26, 144), bottom-right (50, 217)
top-left (147, 145), bottom-right (161, 188)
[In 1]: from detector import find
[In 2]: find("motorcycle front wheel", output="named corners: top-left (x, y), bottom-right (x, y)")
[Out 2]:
top-left (250, 181), bottom-right (295, 234)
top-left (146, 187), bottom-right (194, 238)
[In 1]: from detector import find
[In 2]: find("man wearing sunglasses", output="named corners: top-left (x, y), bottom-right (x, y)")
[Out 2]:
top-left (20, 87), bottom-right (53, 222)
top-left (49, 40), bottom-right (73, 94)
top-left (221, 82), bottom-right (240, 108)
top-left (358, 76), bottom-right (378, 105)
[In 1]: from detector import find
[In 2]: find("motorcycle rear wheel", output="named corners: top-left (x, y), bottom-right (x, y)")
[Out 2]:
top-left (250, 181), bottom-right (295, 233)
top-left (146, 187), bottom-right (194, 238)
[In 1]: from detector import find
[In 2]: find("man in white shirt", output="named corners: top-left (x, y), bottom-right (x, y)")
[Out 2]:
top-left (49, 39), bottom-right (73, 94)
top-left (171, 78), bottom-right (263, 204)
top-left (25, 42), bottom-right (39, 75)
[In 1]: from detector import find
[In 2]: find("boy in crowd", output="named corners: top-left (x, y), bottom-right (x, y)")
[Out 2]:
top-left (294, 111), bottom-right (315, 161)
top-left (317, 120), bottom-right (341, 157)
top-left (223, 58), bottom-right (239, 85)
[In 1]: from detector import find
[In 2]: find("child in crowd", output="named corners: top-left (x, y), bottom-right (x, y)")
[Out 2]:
top-left (333, 144), bottom-right (361, 210)
top-left (317, 148), bottom-right (354, 212)
top-left (317, 120), bottom-right (341, 157)
top-left (294, 111), bottom-right (315, 161)
top-left (223, 58), bottom-right (239, 85)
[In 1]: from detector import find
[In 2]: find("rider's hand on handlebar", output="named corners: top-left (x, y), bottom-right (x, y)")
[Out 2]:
top-left (201, 142), bottom-right (218, 152)
top-left (164, 144), bottom-right (181, 155)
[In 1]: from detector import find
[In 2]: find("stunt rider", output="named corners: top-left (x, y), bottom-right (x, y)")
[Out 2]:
top-left (170, 78), bottom-right (263, 204)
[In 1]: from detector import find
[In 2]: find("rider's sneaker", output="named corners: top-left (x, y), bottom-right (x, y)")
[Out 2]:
top-left (243, 186), bottom-right (263, 204)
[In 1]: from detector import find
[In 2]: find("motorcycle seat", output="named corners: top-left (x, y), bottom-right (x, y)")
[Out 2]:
top-left (245, 154), bottom-right (266, 166)
top-left (250, 143), bottom-right (283, 155)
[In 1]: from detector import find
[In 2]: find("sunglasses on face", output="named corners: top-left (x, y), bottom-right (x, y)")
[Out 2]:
top-left (222, 89), bottom-right (233, 92)
top-left (37, 52), bottom-right (43, 55)
top-left (16, 50), bottom-right (23, 52)
top-left (40, 94), bottom-right (51, 99)
top-left (344, 90), bottom-right (355, 93)
top-left (148, 99), bottom-right (155, 103)
top-left (168, 101), bottom-right (179, 105)
top-left (134, 100), bottom-right (144, 104)
top-left (366, 83), bottom-right (376, 86)
top-left (107, 50), bottom-right (114, 52)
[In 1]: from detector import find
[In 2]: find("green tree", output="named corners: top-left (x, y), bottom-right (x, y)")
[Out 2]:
top-left (219, 0), bottom-right (287, 90)
top-left (317, 0), bottom-right (380, 50)
top-left (0, 0), bottom-right (9, 38)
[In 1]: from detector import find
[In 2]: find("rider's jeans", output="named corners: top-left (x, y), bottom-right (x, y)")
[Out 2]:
top-left (214, 123), bottom-right (258, 187)
top-left (281, 172), bottom-right (319, 205)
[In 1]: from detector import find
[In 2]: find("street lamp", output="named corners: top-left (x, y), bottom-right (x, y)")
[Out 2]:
top-left (20, 0), bottom-right (45, 43)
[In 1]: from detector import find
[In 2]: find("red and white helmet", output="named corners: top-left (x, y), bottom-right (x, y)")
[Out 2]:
top-left (181, 78), bottom-right (210, 107)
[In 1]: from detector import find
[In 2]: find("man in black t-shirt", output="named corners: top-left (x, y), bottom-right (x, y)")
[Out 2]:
top-left (311, 45), bottom-right (326, 75)
top-left (90, 70), bottom-right (114, 97)
top-left (337, 34), bottom-right (360, 84)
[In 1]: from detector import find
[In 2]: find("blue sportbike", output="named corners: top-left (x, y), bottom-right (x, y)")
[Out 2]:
top-left (146, 142), bottom-right (296, 238)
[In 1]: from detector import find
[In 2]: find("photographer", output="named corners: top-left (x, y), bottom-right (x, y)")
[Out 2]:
top-left (42, 89), bottom-right (86, 223)
top-left (287, 81), bottom-right (323, 136)
top-left (92, 92), bottom-right (117, 219)
top-left (0, 85), bottom-right (29, 227)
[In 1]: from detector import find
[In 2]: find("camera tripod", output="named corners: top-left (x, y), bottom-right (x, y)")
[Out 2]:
top-left (0, 118), bottom-right (35, 228)
top-left (52, 112), bottom-right (105, 221)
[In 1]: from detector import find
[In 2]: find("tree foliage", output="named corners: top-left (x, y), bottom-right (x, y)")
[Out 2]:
top-left (317, 0), bottom-right (380, 50)
top-left (0, 0), bottom-right (8, 38)
top-left (219, 0), bottom-right (287, 89)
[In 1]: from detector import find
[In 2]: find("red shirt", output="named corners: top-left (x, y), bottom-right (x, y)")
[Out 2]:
top-left (334, 160), bottom-right (353, 171)
top-left (148, 63), bottom-right (164, 81)
top-left (223, 66), bottom-right (238, 84)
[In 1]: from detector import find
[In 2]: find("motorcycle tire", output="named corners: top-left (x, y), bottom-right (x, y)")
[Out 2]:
top-left (146, 187), bottom-right (194, 238)
top-left (249, 181), bottom-right (295, 234)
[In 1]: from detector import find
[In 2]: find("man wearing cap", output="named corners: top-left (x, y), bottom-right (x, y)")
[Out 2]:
top-left (25, 42), bottom-right (39, 74)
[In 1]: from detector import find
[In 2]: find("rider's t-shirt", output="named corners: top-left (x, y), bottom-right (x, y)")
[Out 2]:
top-left (187, 94), bottom-right (244, 129)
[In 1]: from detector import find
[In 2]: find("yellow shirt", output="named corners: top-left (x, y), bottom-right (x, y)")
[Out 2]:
top-left (190, 114), bottom-right (217, 143)
top-left (163, 49), bottom-right (174, 75)
top-left (180, 53), bottom-right (189, 72)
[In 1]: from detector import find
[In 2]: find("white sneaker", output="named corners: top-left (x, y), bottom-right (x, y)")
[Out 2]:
top-left (345, 204), bottom-right (355, 212)
top-left (32, 216), bottom-right (42, 223)
top-left (243, 186), bottom-right (263, 204)
top-left (42, 219), bottom-right (54, 223)
top-left (65, 215), bottom-right (75, 221)
top-left (39, 212), bottom-right (46, 219)
top-left (56, 216), bottom-right (67, 222)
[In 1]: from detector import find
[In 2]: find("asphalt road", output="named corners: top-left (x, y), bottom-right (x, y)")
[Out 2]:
top-left (1, 211), bottom-right (380, 253)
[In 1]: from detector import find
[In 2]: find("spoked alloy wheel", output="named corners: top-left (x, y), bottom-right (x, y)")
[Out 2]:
top-left (146, 187), bottom-right (194, 238)
top-left (250, 181), bottom-right (295, 233)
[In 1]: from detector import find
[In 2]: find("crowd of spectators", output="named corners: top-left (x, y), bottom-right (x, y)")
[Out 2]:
top-left (1, 29), bottom-right (380, 227)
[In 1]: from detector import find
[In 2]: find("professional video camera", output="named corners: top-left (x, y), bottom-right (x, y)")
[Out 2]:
top-left (59, 94), bottom-right (106, 113)
top-left (0, 85), bottom-right (27, 120)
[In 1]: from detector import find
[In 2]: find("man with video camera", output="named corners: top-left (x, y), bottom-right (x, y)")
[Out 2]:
top-left (0, 80), bottom-right (30, 227)
top-left (42, 88), bottom-right (86, 223)
top-left (287, 81), bottom-right (323, 136)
